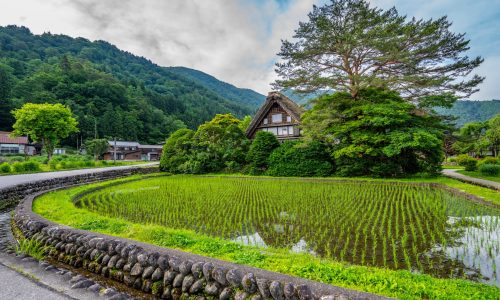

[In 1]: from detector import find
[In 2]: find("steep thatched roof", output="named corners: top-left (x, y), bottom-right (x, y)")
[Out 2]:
top-left (246, 91), bottom-right (305, 138)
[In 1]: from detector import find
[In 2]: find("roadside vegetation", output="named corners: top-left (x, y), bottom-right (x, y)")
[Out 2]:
top-left (33, 175), bottom-right (500, 299)
top-left (0, 153), bottom-right (144, 175)
top-left (13, 238), bottom-right (48, 261)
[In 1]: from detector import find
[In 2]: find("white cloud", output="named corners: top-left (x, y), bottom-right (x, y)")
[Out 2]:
top-left (0, 0), bottom-right (498, 99)
top-left (0, 0), bottom-right (317, 94)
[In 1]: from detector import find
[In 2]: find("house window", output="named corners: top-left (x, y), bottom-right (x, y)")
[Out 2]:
top-left (268, 127), bottom-right (278, 135)
top-left (272, 114), bottom-right (282, 123)
top-left (0, 146), bottom-right (20, 154)
top-left (263, 118), bottom-right (268, 125)
top-left (286, 115), bottom-right (292, 123)
top-left (279, 126), bottom-right (288, 136)
top-left (288, 126), bottom-right (294, 135)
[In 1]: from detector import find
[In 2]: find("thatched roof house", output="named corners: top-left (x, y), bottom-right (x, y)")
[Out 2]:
top-left (246, 92), bottom-right (305, 141)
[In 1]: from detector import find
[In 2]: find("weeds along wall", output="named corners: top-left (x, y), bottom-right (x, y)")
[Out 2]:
top-left (8, 171), bottom-right (385, 300)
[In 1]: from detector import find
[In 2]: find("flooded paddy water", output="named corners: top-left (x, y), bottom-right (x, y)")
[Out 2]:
top-left (75, 176), bottom-right (500, 285)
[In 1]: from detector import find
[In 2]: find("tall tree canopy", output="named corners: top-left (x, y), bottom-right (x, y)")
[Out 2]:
top-left (12, 103), bottom-right (78, 159)
top-left (302, 88), bottom-right (445, 177)
top-left (274, 0), bottom-right (483, 101)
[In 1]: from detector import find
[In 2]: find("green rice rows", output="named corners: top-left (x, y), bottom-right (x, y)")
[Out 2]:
top-left (75, 176), bottom-right (500, 283)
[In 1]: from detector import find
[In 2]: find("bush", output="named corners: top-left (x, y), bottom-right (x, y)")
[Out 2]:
top-left (266, 141), bottom-right (333, 177)
top-left (455, 154), bottom-right (477, 171)
top-left (22, 161), bottom-right (41, 172)
top-left (11, 162), bottom-right (25, 172)
top-left (455, 154), bottom-right (473, 165)
top-left (0, 162), bottom-right (11, 173)
top-left (463, 159), bottom-right (477, 171)
top-left (479, 164), bottom-right (500, 176)
top-left (246, 131), bottom-right (280, 175)
top-left (48, 159), bottom-right (58, 170)
top-left (479, 157), bottom-right (498, 167)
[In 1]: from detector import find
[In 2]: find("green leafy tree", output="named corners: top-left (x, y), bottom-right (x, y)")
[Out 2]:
top-left (193, 114), bottom-right (249, 173)
top-left (246, 131), bottom-right (280, 175)
top-left (238, 115), bottom-right (252, 132)
top-left (159, 128), bottom-right (195, 173)
top-left (11, 103), bottom-right (78, 159)
top-left (274, 0), bottom-right (483, 102)
top-left (266, 141), bottom-right (333, 177)
top-left (485, 115), bottom-right (500, 157)
top-left (453, 121), bottom-right (488, 156)
top-left (85, 138), bottom-right (109, 160)
top-left (302, 88), bottom-right (444, 177)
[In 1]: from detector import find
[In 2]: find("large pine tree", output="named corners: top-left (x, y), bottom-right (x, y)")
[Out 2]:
top-left (274, 0), bottom-right (483, 102)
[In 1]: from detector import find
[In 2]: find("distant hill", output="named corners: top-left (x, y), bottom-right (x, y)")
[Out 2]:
top-left (284, 88), bottom-right (500, 128)
top-left (167, 67), bottom-right (265, 108)
top-left (0, 25), bottom-right (265, 144)
top-left (435, 100), bottom-right (500, 127)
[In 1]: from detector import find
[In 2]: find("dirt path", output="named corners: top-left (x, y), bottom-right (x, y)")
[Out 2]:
top-left (442, 168), bottom-right (500, 191)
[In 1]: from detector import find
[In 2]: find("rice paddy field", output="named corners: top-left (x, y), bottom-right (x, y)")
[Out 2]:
top-left (73, 175), bottom-right (500, 286)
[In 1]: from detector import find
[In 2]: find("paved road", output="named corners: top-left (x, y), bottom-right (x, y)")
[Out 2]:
top-left (0, 263), bottom-right (72, 300)
top-left (0, 162), bottom-right (158, 189)
top-left (442, 168), bottom-right (500, 191)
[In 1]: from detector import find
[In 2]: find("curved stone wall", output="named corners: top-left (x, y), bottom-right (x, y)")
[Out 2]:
top-left (8, 170), bottom-right (386, 300)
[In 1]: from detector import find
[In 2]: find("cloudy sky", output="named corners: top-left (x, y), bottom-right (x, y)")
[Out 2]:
top-left (0, 0), bottom-right (498, 100)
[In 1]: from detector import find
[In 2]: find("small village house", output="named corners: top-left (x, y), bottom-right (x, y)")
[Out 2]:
top-left (0, 131), bottom-right (36, 155)
top-left (246, 91), bottom-right (305, 142)
top-left (103, 141), bottom-right (162, 161)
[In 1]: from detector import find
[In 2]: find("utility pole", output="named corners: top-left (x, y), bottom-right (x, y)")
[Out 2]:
top-left (113, 137), bottom-right (117, 163)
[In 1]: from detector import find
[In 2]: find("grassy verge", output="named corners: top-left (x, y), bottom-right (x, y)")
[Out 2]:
top-left (457, 170), bottom-right (500, 183)
top-left (0, 160), bottom-right (150, 176)
top-left (33, 175), bottom-right (500, 300)
top-left (441, 165), bottom-right (464, 170)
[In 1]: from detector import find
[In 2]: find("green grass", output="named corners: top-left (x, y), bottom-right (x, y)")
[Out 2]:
top-left (14, 238), bottom-right (48, 260)
top-left (0, 159), bottom-right (149, 176)
top-left (33, 175), bottom-right (500, 300)
top-left (457, 170), bottom-right (500, 183)
top-left (441, 165), bottom-right (464, 169)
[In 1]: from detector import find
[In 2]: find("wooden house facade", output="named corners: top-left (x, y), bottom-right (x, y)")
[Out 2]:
top-left (246, 92), bottom-right (305, 142)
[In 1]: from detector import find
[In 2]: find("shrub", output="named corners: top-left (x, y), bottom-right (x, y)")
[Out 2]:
top-left (455, 154), bottom-right (477, 171)
top-left (246, 131), bottom-right (280, 175)
top-left (479, 157), bottom-right (498, 167)
top-left (463, 159), bottom-right (477, 171)
top-left (11, 162), bottom-right (25, 172)
top-left (0, 162), bottom-right (11, 173)
top-left (266, 141), bottom-right (333, 177)
top-left (22, 161), bottom-right (41, 172)
top-left (48, 159), bottom-right (58, 170)
top-left (479, 164), bottom-right (500, 176)
top-left (455, 154), bottom-right (473, 166)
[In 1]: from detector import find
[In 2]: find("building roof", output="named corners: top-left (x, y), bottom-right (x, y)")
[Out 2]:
top-left (0, 131), bottom-right (29, 145)
top-left (139, 145), bottom-right (163, 149)
top-left (245, 91), bottom-right (305, 138)
top-left (108, 141), bottom-right (140, 147)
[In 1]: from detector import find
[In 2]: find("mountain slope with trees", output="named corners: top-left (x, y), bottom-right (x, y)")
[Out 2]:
top-left (167, 66), bottom-right (265, 108)
top-left (0, 25), bottom-right (264, 144)
top-left (435, 100), bottom-right (500, 127)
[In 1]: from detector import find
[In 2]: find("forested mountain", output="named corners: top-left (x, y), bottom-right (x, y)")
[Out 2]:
top-left (435, 100), bottom-right (500, 127)
top-left (0, 25), bottom-right (264, 145)
top-left (167, 67), bottom-right (265, 108)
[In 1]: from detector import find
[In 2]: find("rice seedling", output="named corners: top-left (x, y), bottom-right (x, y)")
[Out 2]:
top-left (74, 175), bottom-right (500, 285)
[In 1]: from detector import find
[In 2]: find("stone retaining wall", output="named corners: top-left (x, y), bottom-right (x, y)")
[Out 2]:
top-left (0, 167), bottom-right (158, 210)
top-left (8, 170), bottom-right (387, 300)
